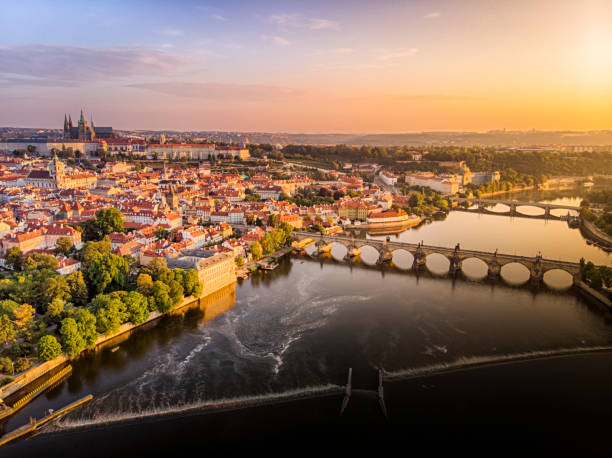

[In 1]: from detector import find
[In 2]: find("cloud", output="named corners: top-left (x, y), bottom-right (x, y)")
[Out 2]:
top-left (377, 48), bottom-right (419, 61)
top-left (424, 12), bottom-right (441, 19)
top-left (261, 35), bottom-right (291, 46)
top-left (311, 63), bottom-right (393, 71)
top-left (312, 47), bottom-right (354, 56)
top-left (158, 28), bottom-right (183, 36)
top-left (212, 14), bottom-right (228, 22)
top-left (310, 19), bottom-right (339, 30)
top-left (0, 45), bottom-right (193, 86)
top-left (269, 13), bottom-right (339, 30)
top-left (127, 82), bottom-right (305, 101)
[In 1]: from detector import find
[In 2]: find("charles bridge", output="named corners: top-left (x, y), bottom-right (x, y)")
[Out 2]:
top-left (291, 232), bottom-right (585, 285)
top-left (449, 197), bottom-right (581, 221)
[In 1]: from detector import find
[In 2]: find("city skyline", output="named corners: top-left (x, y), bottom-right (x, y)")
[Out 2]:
top-left (1, 0), bottom-right (611, 132)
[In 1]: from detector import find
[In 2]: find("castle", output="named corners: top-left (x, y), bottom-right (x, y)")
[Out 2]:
top-left (63, 110), bottom-right (114, 140)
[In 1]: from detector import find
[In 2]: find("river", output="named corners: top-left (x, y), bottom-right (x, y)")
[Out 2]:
top-left (3, 192), bottom-right (612, 455)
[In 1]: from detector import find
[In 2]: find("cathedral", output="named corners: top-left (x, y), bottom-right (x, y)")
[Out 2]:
top-left (63, 110), bottom-right (114, 140)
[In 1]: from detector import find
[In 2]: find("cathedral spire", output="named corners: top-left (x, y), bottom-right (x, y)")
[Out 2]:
top-left (80, 108), bottom-right (85, 124)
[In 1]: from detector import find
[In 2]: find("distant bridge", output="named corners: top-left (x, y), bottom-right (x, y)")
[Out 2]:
top-left (449, 197), bottom-right (581, 220)
top-left (292, 232), bottom-right (585, 285)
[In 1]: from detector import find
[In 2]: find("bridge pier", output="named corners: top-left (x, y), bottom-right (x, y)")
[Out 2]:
top-left (449, 256), bottom-right (462, 275)
top-left (544, 206), bottom-right (551, 218)
top-left (487, 261), bottom-right (501, 279)
top-left (530, 256), bottom-right (544, 284)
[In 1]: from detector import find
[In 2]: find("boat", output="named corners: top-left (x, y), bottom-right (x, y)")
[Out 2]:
top-left (586, 240), bottom-right (593, 245)
top-left (110, 346), bottom-right (120, 353)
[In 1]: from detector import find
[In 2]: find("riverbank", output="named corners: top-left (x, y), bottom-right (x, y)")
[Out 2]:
top-left (4, 350), bottom-right (612, 456)
top-left (345, 216), bottom-right (422, 231)
top-left (0, 284), bottom-right (235, 404)
top-left (580, 217), bottom-right (612, 248)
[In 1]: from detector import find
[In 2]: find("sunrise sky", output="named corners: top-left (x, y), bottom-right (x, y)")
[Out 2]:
top-left (1, 0), bottom-right (611, 132)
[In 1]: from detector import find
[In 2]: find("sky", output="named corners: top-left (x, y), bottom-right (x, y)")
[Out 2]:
top-left (0, 0), bottom-right (611, 133)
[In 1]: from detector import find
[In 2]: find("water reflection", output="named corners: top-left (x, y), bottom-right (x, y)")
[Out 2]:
top-left (425, 253), bottom-right (450, 275)
top-left (461, 258), bottom-right (489, 279)
top-left (500, 263), bottom-right (531, 285)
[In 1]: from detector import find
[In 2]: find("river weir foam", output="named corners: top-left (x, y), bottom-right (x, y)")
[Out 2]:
top-left (382, 345), bottom-right (612, 381)
top-left (51, 384), bottom-right (343, 431)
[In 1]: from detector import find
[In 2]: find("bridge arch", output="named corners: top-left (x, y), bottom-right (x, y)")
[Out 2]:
top-left (329, 242), bottom-right (348, 261)
top-left (461, 257), bottom-right (489, 280)
top-left (484, 203), bottom-right (512, 214)
top-left (359, 244), bottom-right (380, 265)
top-left (515, 205), bottom-right (545, 217)
top-left (391, 249), bottom-right (414, 270)
top-left (543, 269), bottom-right (574, 290)
top-left (425, 253), bottom-right (450, 275)
top-left (500, 262), bottom-right (531, 285)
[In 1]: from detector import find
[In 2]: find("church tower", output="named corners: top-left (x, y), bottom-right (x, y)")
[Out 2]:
top-left (48, 153), bottom-right (66, 189)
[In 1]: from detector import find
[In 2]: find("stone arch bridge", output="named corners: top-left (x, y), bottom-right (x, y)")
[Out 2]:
top-left (449, 197), bottom-right (581, 220)
top-left (292, 232), bottom-right (585, 285)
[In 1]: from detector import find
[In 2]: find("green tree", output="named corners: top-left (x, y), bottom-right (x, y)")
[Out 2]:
top-left (267, 213), bottom-right (279, 227)
top-left (136, 273), bottom-right (154, 296)
top-left (40, 275), bottom-right (70, 308)
top-left (91, 294), bottom-right (127, 335)
top-left (46, 297), bottom-right (65, 323)
top-left (60, 318), bottom-right (84, 358)
top-left (250, 242), bottom-right (263, 261)
top-left (182, 269), bottom-right (202, 298)
top-left (81, 237), bottom-right (112, 266)
top-left (168, 280), bottom-right (184, 306)
top-left (0, 300), bottom-right (19, 320)
top-left (235, 256), bottom-right (245, 268)
top-left (76, 308), bottom-right (98, 349)
top-left (38, 335), bottom-right (62, 361)
top-left (66, 270), bottom-right (88, 306)
top-left (4, 247), bottom-right (23, 271)
top-left (151, 281), bottom-right (173, 313)
top-left (55, 237), bottom-right (74, 256)
top-left (155, 228), bottom-right (169, 240)
top-left (141, 257), bottom-right (169, 282)
top-left (123, 291), bottom-right (149, 325)
top-left (87, 253), bottom-right (129, 295)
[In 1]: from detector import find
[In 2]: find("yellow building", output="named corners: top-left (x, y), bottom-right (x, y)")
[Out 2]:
top-left (338, 201), bottom-right (369, 221)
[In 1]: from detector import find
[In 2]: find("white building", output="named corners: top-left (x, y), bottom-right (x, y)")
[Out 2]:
top-left (379, 171), bottom-right (398, 186)
top-left (406, 173), bottom-right (459, 195)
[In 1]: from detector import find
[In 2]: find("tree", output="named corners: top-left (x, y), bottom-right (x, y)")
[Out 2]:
top-left (55, 237), bottom-right (74, 256)
top-left (60, 318), bottom-right (84, 358)
top-left (38, 335), bottom-right (62, 361)
top-left (87, 252), bottom-right (129, 295)
top-left (66, 270), bottom-right (88, 306)
top-left (81, 237), bottom-right (112, 266)
top-left (5, 247), bottom-right (23, 271)
top-left (91, 294), bottom-right (127, 335)
top-left (40, 275), bottom-right (70, 308)
top-left (0, 300), bottom-right (19, 319)
top-left (75, 308), bottom-right (98, 349)
top-left (136, 273), bottom-right (154, 296)
top-left (94, 207), bottom-right (124, 236)
top-left (46, 297), bottom-right (65, 323)
top-left (267, 213), bottom-right (279, 227)
top-left (151, 281), bottom-right (173, 313)
top-left (123, 291), bottom-right (149, 326)
top-left (235, 256), bottom-right (245, 268)
top-left (250, 242), bottom-right (263, 261)
top-left (261, 234), bottom-right (275, 254)
top-left (168, 280), bottom-right (184, 306)
top-left (13, 303), bottom-right (35, 332)
top-left (141, 257), bottom-right (169, 282)
top-left (155, 228), bottom-right (170, 240)
top-left (0, 314), bottom-right (16, 348)
top-left (182, 269), bottom-right (202, 298)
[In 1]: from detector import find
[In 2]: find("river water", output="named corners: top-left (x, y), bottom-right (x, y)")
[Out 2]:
top-left (3, 192), bottom-right (612, 454)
